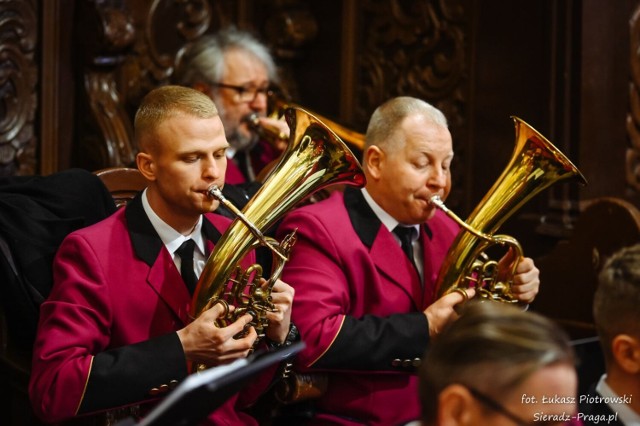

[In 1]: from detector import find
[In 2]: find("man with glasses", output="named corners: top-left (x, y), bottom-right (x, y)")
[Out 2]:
top-left (176, 27), bottom-right (289, 185)
top-left (417, 301), bottom-right (580, 426)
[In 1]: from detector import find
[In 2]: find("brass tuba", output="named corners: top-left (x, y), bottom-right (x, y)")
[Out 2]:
top-left (430, 116), bottom-right (587, 303)
top-left (190, 107), bottom-right (366, 344)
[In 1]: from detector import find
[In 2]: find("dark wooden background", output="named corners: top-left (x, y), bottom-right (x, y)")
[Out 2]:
top-left (2, 1), bottom-right (640, 424)
top-left (2, 0), bottom-right (639, 342)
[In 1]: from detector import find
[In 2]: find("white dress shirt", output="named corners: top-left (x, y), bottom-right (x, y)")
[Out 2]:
top-left (141, 189), bottom-right (207, 278)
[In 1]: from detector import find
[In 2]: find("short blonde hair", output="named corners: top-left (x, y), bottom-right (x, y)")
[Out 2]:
top-left (134, 85), bottom-right (218, 151)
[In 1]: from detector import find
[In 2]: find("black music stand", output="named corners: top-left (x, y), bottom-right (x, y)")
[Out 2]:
top-left (118, 341), bottom-right (304, 426)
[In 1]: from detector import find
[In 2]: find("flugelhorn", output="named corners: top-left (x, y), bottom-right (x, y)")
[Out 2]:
top-left (431, 116), bottom-right (587, 303)
top-left (190, 107), bottom-right (365, 351)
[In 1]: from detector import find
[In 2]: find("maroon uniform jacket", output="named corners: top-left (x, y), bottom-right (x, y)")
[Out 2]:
top-left (277, 187), bottom-right (460, 426)
top-left (29, 194), bottom-right (269, 425)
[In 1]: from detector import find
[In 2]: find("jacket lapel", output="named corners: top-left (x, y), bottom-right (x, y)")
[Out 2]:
top-left (124, 195), bottom-right (191, 325)
top-left (344, 188), bottom-right (423, 306)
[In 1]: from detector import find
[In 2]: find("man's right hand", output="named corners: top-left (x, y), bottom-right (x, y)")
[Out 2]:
top-left (424, 288), bottom-right (476, 337)
top-left (177, 303), bottom-right (257, 366)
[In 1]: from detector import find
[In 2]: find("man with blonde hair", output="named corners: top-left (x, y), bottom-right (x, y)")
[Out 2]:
top-left (176, 27), bottom-right (288, 184)
top-left (29, 85), bottom-right (295, 424)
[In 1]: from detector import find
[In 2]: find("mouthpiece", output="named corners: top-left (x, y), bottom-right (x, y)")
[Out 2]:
top-left (207, 185), bottom-right (225, 201)
top-left (243, 113), bottom-right (261, 130)
top-left (429, 195), bottom-right (448, 212)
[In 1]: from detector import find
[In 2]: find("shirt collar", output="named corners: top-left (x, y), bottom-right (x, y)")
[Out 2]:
top-left (596, 374), bottom-right (640, 425)
top-left (361, 188), bottom-right (420, 240)
top-left (141, 189), bottom-right (206, 257)
top-left (226, 146), bottom-right (238, 159)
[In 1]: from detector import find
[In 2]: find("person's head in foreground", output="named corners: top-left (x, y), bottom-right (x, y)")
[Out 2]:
top-left (419, 300), bottom-right (578, 426)
top-left (593, 243), bottom-right (640, 415)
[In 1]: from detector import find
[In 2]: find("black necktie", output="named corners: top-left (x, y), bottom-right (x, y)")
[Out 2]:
top-left (175, 239), bottom-right (198, 294)
top-left (393, 226), bottom-right (418, 273)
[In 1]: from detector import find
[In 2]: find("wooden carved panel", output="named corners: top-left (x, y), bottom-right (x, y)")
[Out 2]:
top-left (627, 4), bottom-right (640, 194)
top-left (75, 0), bottom-right (236, 171)
top-left (354, 0), bottom-right (469, 124)
top-left (0, 0), bottom-right (38, 176)
top-left (353, 0), bottom-right (471, 208)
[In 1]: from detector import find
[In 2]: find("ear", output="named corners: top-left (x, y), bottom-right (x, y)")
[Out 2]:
top-left (192, 81), bottom-right (211, 95)
top-left (136, 151), bottom-right (156, 182)
top-left (611, 334), bottom-right (640, 374)
top-left (364, 146), bottom-right (385, 180)
top-left (438, 384), bottom-right (475, 426)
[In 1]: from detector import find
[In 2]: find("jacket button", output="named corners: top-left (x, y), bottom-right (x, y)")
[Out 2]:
top-left (412, 358), bottom-right (422, 367)
top-left (391, 359), bottom-right (402, 367)
top-left (402, 359), bottom-right (412, 368)
top-left (169, 380), bottom-right (179, 389)
top-left (149, 387), bottom-right (160, 396)
top-left (159, 384), bottom-right (169, 393)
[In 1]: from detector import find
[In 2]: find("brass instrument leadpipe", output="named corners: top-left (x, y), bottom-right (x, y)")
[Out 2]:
top-left (207, 185), bottom-right (288, 262)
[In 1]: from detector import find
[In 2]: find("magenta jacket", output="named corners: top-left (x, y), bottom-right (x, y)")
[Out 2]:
top-left (277, 187), bottom-right (460, 426)
top-left (29, 194), bottom-right (268, 425)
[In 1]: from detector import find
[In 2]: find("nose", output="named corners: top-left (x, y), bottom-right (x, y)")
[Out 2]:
top-left (427, 167), bottom-right (448, 191)
top-left (202, 156), bottom-right (223, 181)
top-left (248, 91), bottom-right (268, 112)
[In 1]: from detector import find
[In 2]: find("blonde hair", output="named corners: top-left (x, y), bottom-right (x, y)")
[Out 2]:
top-left (134, 85), bottom-right (218, 151)
top-left (420, 301), bottom-right (574, 425)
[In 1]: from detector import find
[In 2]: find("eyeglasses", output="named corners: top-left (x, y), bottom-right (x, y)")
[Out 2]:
top-left (466, 386), bottom-right (533, 426)
top-left (212, 82), bottom-right (271, 103)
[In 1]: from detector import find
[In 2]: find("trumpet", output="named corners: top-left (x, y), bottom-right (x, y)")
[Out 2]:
top-left (243, 112), bottom-right (289, 149)
top-left (243, 91), bottom-right (366, 153)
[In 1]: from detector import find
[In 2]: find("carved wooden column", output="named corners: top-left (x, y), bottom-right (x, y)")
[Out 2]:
top-left (73, 0), bottom-right (220, 171)
top-left (74, 1), bottom-right (137, 170)
top-left (0, 0), bottom-right (38, 176)
top-left (627, 4), bottom-right (640, 197)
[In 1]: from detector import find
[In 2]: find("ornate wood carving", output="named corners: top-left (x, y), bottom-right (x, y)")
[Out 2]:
top-left (353, 0), bottom-right (470, 208)
top-left (0, 0), bottom-right (38, 176)
top-left (75, 0), bottom-right (228, 170)
top-left (354, 0), bottom-right (469, 126)
top-left (627, 4), bottom-right (640, 194)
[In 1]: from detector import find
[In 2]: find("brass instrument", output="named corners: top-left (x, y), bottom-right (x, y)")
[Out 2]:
top-left (191, 107), bottom-right (366, 349)
top-left (264, 92), bottom-right (366, 152)
top-left (244, 112), bottom-right (290, 149)
top-left (431, 116), bottom-right (587, 303)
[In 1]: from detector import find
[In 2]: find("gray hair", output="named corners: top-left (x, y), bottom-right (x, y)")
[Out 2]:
top-left (175, 26), bottom-right (279, 87)
top-left (365, 96), bottom-right (448, 152)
